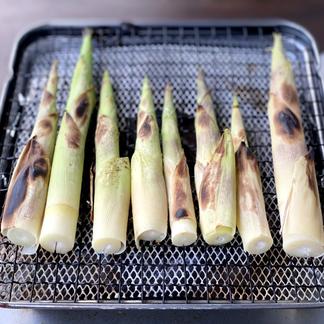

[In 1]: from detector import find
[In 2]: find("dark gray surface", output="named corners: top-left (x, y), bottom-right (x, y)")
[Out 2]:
top-left (2, 308), bottom-right (324, 323)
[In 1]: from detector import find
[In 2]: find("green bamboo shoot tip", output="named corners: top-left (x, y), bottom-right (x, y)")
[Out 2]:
top-left (232, 93), bottom-right (239, 109)
top-left (46, 60), bottom-right (58, 94)
top-left (271, 33), bottom-right (294, 87)
top-left (99, 70), bottom-right (117, 120)
top-left (231, 94), bottom-right (247, 151)
top-left (80, 29), bottom-right (93, 65)
top-left (272, 33), bottom-right (286, 70)
top-left (197, 69), bottom-right (209, 105)
top-left (142, 75), bottom-right (150, 88)
top-left (162, 83), bottom-right (176, 119)
top-left (139, 76), bottom-right (154, 115)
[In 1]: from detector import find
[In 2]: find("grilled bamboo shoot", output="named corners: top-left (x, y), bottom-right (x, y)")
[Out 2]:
top-left (131, 77), bottom-right (168, 249)
top-left (1, 61), bottom-right (58, 250)
top-left (92, 71), bottom-right (130, 254)
top-left (39, 30), bottom-right (95, 254)
top-left (195, 71), bottom-right (236, 245)
top-left (198, 129), bottom-right (236, 245)
top-left (231, 95), bottom-right (273, 254)
top-left (194, 70), bottom-right (220, 194)
top-left (162, 84), bottom-right (197, 246)
top-left (268, 34), bottom-right (324, 257)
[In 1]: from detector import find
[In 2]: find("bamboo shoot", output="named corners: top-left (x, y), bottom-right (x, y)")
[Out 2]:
top-left (92, 71), bottom-right (130, 254)
top-left (231, 95), bottom-right (273, 254)
top-left (162, 84), bottom-right (197, 246)
top-left (39, 30), bottom-right (95, 254)
top-left (131, 77), bottom-right (168, 249)
top-left (1, 61), bottom-right (58, 250)
top-left (268, 34), bottom-right (324, 257)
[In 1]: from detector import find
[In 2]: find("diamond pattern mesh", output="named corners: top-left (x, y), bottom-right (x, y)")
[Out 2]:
top-left (0, 24), bottom-right (323, 307)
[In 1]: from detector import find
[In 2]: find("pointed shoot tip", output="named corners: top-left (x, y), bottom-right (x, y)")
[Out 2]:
top-left (272, 33), bottom-right (284, 56)
top-left (103, 70), bottom-right (111, 82)
top-left (142, 75), bottom-right (151, 89)
top-left (83, 28), bottom-right (93, 37)
top-left (51, 59), bottom-right (58, 72)
top-left (232, 94), bottom-right (239, 109)
top-left (197, 68), bottom-right (205, 81)
top-left (165, 82), bottom-right (173, 93)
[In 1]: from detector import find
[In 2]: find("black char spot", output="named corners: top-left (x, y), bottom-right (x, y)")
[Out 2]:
top-left (5, 167), bottom-right (29, 215)
top-left (31, 158), bottom-right (48, 179)
top-left (277, 107), bottom-right (300, 136)
top-left (139, 115), bottom-right (152, 138)
top-left (175, 208), bottom-right (188, 219)
top-left (76, 96), bottom-right (89, 118)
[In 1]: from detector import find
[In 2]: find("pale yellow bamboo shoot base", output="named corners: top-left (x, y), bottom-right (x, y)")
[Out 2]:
top-left (39, 205), bottom-right (78, 254)
top-left (203, 226), bottom-right (234, 246)
top-left (243, 235), bottom-right (273, 255)
top-left (93, 238), bottom-right (123, 255)
top-left (283, 235), bottom-right (324, 258)
top-left (171, 219), bottom-right (197, 246)
top-left (7, 228), bottom-right (36, 248)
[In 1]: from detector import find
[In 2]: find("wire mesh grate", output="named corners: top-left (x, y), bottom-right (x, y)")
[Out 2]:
top-left (0, 23), bottom-right (324, 307)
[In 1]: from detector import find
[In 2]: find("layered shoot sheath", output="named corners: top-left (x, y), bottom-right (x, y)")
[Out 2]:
top-left (39, 30), bottom-right (95, 254)
top-left (131, 77), bottom-right (168, 248)
top-left (92, 71), bottom-right (130, 254)
top-left (194, 70), bottom-right (220, 194)
top-left (161, 84), bottom-right (197, 246)
top-left (268, 34), bottom-right (324, 257)
top-left (195, 70), bottom-right (236, 245)
top-left (231, 95), bottom-right (273, 254)
top-left (1, 62), bottom-right (58, 252)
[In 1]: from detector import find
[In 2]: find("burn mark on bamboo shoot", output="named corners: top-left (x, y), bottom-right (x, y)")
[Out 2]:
top-left (138, 115), bottom-right (152, 138)
top-left (305, 149), bottom-right (318, 200)
top-left (238, 180), bottom-right (260, 214)
top-left (199, 155), bottom-right (223, 210)
top-left (31, 137), bottom-right (44, 156)
top-left (2, 135), bottom-right (49, 225)
top-left (75, 93), bottom-right (89, 119)
top-left (197, 105), bottom-right (211, 127)
top-left (95, 115), bottom-right (108, 144)
top-left (238, 129), bottom-right (246, 141)
top-left (175, 181), bottom-right (186, 206)
top-left (48, 112), bottom-right (58, 118)
top-left (275, 107), bottom-right (301, 137)
top-left (214, 135), bottom-right (225, 155)
top-left (65, 112), bottom-right (81, 149)
top-left (75, 91), bottom-right (90, 125)
top-left (236, 142), bottom-right (258, 173)
top-left (42, 91), bottom-right (54, 106)
top-left (175, 208), bottom-right (188, 219)
top-left (138, 110), bottom-right (145, 122)
top-left (281, 83), bottom-right (298, 105)
top-left (31, 158), bottom-right (48, 179)
top-left (176, 156), bottom-right (188, 178)
top-left (38, 119), bottom-right (53, 134)
top-left (200, 180), bottom-right (210, 210)
top-left (4, 167), bottom-right (29, 217)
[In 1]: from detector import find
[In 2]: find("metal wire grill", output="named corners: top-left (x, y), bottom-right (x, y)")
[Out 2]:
top-left (0, 23), bottom-right (324, 307)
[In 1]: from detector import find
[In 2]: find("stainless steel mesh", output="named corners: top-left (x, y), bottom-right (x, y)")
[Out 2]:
top-left (0, 23), bottom-right (324, 308)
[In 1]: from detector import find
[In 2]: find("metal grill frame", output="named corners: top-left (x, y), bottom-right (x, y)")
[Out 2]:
top-left (0, 20), bottom-right (324, 309)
